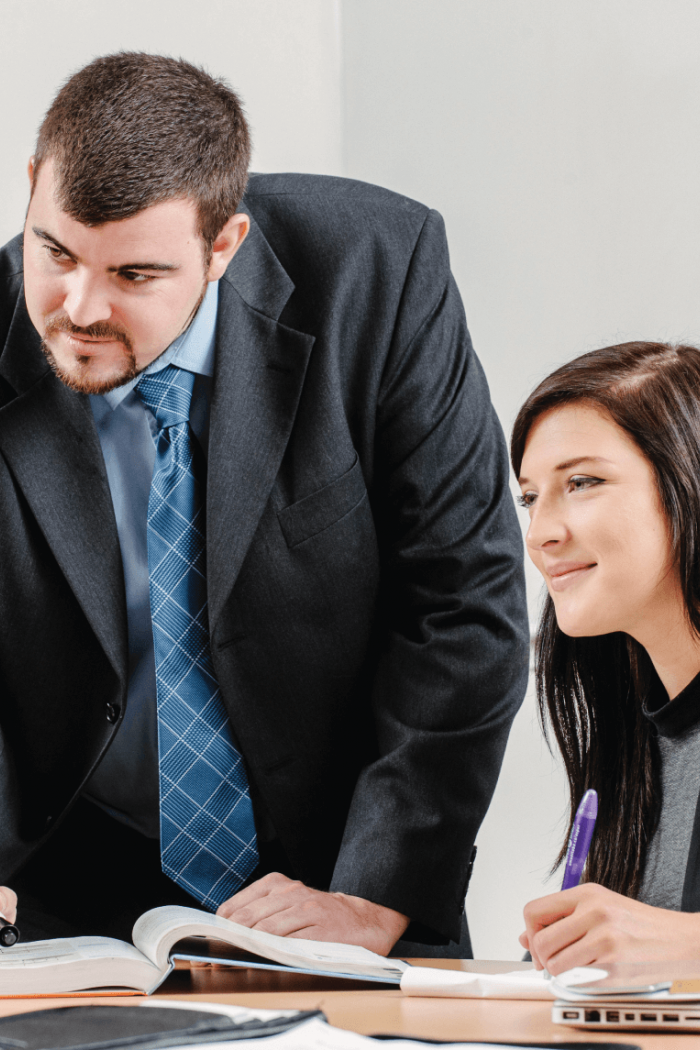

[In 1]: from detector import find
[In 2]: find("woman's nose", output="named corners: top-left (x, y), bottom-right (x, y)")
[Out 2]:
top-left (526, 495), bottom-right (569, 553)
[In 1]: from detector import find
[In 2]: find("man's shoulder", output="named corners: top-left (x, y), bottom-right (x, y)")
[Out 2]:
top-left (0, 235), bottom-right (25, 343)
top-left (243, 173), bottom-right (432, 241)
top-left (244, 172), bottom-right (429, 217)
top-left (0, 235), bottom-right (24, 282)
top-left (241, 174), bottom-right (445, 287)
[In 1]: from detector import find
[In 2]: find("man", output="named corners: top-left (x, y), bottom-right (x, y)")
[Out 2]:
top-left (0, 53), bottom-right (528, 956)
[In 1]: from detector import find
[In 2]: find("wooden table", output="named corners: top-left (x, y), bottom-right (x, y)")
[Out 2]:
top-left (0, 959), bottom-right (696, 1047)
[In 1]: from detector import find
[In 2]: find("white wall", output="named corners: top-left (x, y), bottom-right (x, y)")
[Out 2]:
top-left (342, 0), bottom-right (700, 957)
top-left (0, 0), bottom-right (342, 245)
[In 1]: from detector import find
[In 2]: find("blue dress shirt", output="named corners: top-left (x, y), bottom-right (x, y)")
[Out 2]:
top-left (84, 281), bottom-right (218, 838)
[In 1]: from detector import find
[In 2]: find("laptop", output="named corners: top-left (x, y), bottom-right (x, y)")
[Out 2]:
top-left (553, 997), bottom-right (700, 1031)
top-left (552, 960), bottom-right (700, 1032)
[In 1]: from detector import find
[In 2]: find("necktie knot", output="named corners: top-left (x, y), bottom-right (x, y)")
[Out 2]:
top-left (137, 365), bottom-right (196, 430)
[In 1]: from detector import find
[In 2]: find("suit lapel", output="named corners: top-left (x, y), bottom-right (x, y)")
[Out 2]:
top-left (207, 213), bottom-right (314, 630)
top-left (0, 293), bottom-right (128, 686)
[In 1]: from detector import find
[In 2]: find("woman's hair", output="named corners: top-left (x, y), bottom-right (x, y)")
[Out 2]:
top-left (511, 341), bottom-right (700, 897)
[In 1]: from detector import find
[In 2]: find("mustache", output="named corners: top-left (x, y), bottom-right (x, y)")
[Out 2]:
top-left (44, 316), bottom-right (134, 353)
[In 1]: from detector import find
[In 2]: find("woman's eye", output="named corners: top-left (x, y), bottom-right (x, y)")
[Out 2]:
top-left (569, 475), bottom-right (603, 493)
top-left (517, 491), bottom-right (537, 509)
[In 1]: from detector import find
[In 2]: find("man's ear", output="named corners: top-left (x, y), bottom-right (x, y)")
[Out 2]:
top-left (206, 213), bottom-right (250, 281)
top-left (27, 156), bottom-right (35, 185)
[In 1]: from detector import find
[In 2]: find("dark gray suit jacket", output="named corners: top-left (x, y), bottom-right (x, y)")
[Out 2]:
top-left (0, 174), bottom-right (528, 943)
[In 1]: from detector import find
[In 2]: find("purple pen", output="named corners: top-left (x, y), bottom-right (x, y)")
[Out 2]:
top-left (561, 788), bottom-right (598, 891)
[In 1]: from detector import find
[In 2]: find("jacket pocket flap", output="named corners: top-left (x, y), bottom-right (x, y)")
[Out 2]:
top-left (278, 455), bottom-right (367, 548)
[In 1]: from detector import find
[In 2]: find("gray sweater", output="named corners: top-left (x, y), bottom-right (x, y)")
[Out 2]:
top-left (640, 670), bottom-right (700, 910)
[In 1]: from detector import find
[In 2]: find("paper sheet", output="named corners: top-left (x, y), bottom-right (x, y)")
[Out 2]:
top-left (399, 966), bottom-right (554, 999)
top-left (160, 1016), bottom-right (557, 1048)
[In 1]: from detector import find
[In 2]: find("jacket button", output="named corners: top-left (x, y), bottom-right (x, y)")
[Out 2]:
top-left (106, 703), bottom-right (121, 724)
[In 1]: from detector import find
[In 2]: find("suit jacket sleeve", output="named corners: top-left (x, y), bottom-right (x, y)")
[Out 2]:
top-left (328, 209), bottom-right (529, 942)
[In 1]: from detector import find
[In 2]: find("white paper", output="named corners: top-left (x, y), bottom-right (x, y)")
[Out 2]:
top-left (400, 965), bottom-right (554, 999)
top-left (158, 1016), bottom-right (555, 1050)
top-left (139, 999), bottom-right (305, 1022)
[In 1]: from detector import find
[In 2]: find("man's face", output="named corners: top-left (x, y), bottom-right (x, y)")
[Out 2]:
top-left (24, 159), bottom-right (215, 395)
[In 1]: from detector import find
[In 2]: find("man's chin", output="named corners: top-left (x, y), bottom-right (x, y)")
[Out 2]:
top-left (41, 341), bottom-right (138, 395)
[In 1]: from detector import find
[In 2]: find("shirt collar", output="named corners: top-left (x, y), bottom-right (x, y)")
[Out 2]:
top-left (96, 280), bottom-right (219, 411)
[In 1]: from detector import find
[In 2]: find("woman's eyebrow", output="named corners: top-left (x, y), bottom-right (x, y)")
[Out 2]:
top-left (518, 455), bottom-right (613, 485)
top-left (554, 455), bottom-right (613, 472)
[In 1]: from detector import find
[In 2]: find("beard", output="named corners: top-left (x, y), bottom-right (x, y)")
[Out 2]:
top-left (41, 317), bottom-right (138, 395)
top-left (40, 283), bottom-right (208, 396)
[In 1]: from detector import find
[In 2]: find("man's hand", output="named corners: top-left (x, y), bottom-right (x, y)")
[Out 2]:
top-left (0, 887), bottom-right (17, 924)
top-left (216, 872), bottom-right (410, 956)
top-left (520, 882), bottom-right (700, 975)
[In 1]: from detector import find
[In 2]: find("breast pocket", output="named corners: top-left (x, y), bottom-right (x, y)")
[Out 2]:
top-left (278, 455), bottom-right (368, 549)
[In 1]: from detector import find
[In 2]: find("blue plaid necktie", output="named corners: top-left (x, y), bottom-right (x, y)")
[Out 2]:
top-left (137, 365), bottom-right (258, 909)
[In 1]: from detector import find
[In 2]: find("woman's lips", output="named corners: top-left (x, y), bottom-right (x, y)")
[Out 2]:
top-left (547, 563), bottom-right (596, 591)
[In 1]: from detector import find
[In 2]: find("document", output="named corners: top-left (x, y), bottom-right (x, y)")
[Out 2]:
top-left (400, 966), bottom-right (553, 999)
top-left (178, 1015), bottom-right (576, 1049)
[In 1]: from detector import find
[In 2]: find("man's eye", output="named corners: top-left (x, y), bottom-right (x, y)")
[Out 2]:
top-left (120, 271), bottom-right (155, 283)
top-left (517, 491), bottom-right (536, 509)
top-left (44, 245), bottom-right (67, 261)
top-left (569, 475), bottom-right (603, 492)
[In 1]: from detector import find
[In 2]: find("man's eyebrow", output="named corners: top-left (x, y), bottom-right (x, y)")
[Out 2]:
top-left (107, 261), bottom-right (179, 273)
top-left (31, 227), bottom-right (179, 273)
top-left (32, 226), bottom-right (75, 259)
top-left (519, 455), bottom-right (612, 485)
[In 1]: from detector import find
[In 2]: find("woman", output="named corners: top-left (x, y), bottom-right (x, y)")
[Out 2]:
top-left (514, 340), bottom-right (700, 975)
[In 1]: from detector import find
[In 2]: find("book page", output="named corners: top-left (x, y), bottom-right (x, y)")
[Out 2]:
top-left (0, 936), bottom-right (161, 995)
top-left (0, 936), bottom-right (149, 969)
top-left (132, 905), bottom-right (407, 978)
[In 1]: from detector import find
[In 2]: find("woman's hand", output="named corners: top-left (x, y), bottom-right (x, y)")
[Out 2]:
top-left (520, 882), bottom-right (700, 975)
top-left (0, 887), bottom-right (17, 924)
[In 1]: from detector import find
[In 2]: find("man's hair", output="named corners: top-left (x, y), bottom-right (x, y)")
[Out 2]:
top-left (33, 52), bottom-right (251, 257)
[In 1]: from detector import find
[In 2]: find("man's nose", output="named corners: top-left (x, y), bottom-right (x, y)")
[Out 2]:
top-left (62, 270), bottom-right (112, 328)
top-left (526, 496), bottom-right (569, 553)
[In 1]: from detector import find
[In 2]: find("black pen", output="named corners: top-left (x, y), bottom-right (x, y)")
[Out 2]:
top-left (0, 915), bottom-right (19, 947)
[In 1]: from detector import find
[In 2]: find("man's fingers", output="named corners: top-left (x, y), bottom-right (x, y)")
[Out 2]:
top-left (0, 888), bottom-right (17, 925)
top-left (217, 872), bottom-right (297, 919)
top-left (218, 877), bottom-right (407, 954)
top-left (247, 912), bottom-right (319, 938)
top-left (286, 925), bottom-right (347, 942)
top-left (223, 892), bottom-right (307, 929)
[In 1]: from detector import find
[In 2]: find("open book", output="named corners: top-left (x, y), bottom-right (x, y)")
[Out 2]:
top-left (0, 905), bottom-right (409, 996)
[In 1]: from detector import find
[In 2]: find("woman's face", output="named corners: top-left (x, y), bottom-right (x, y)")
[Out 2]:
top-left (518, 402), bottom-right (680, 642)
